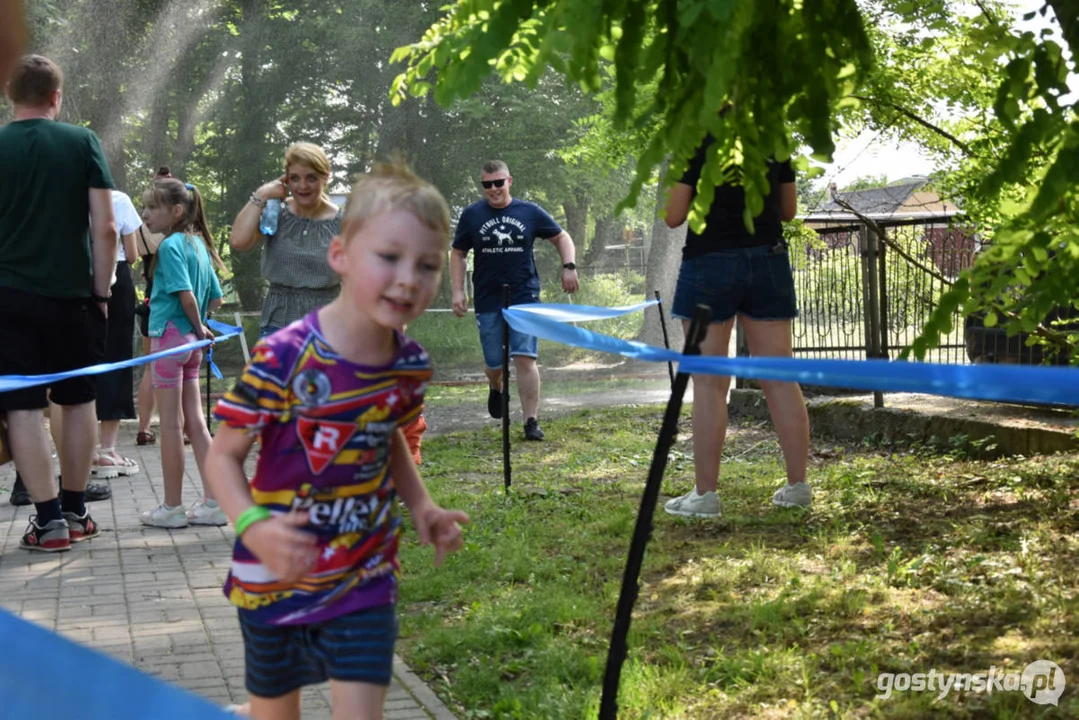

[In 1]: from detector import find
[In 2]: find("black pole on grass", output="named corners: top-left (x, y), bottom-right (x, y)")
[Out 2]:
top-left (502, 284), bottom-right (512, 493)
top-left (654, 290), bottom-right (675, 388)
top-left (598, 303), bottom-right (711, 720)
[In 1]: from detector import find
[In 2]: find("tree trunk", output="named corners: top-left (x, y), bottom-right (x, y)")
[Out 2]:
top-left (640, 168), bottom-right (686, 348)
top-left (585, 215), bottom-right (621, 269)
top-left (228, 0), bottom-right (271, 312)
top-left (561, 192), bottom-right (588, 260)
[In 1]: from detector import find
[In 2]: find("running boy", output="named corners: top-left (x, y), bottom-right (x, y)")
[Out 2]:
top-left (205, 162), bottom-right (468, 720)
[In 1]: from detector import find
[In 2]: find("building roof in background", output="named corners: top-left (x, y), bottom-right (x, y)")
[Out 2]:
top-left (801, 176), bottom-right (962, 225)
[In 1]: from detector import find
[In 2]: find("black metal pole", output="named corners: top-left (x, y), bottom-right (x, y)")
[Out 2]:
top-left (502, 285), bottom-right (512, 493)
top-left (598, 303), bottom-right (711, 720)
top-left (654, 290), bottom-right (675, 388)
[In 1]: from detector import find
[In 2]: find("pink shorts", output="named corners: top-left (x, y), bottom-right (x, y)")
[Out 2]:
top-left (150, 322), bottom-right (203, 389)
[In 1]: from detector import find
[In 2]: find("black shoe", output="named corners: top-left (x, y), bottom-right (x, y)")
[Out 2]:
top-left (58, 475), bottom-right (112, 503)
top-left (488, 387), bottom-right (503, 419)
top-left (9, 473), bottom-right (30, 506)
top-left (524, 417), bottom-right (545, 441)
top-left (84, 481), bottom-right (112, 502)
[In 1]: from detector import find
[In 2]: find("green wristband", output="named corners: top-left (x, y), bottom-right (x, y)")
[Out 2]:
top-left (235, 506), bottom-right (272, 537)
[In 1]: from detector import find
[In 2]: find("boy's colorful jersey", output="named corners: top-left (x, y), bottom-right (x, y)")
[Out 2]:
top-left (213, 310), bottom-right (430, 625)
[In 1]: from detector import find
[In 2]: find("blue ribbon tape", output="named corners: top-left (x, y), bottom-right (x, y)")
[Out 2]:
top-left (503, 303), bottom-right (1079, 406)
top-left (507, 300), bottom-right (658, 323)
top-left (0, 319), bottom-right (243, 393)
top-left (0, 609), bottom-right (233, 719)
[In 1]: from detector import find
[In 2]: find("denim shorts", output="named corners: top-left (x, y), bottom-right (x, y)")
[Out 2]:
top-left (476, 311), bottom-right (538, 369)
top-left (672, 244), bottom-right (798, 323)
top-left (239, 604), bottom-right (398, 698)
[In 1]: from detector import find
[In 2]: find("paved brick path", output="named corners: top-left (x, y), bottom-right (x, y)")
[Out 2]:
top-left (0, 423), bottom-right (455, 720)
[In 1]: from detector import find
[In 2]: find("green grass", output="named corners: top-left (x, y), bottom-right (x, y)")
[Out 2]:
top-left (396, 406), bottom-right (1079, 719)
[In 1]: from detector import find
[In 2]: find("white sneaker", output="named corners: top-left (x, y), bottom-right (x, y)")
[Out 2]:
top-left (772, 482), bottom-right (813, 508)
top-left (140, 503), bottom-right (188, 528)
top-left (187, 498), bottom-right (228, 526)
top-left (664, 488), bottom-right (721, 518)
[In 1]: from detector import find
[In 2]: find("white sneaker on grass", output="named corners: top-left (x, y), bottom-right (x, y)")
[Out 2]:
top-left (187, 498), bottom-right (228, 526)
top-left (772, 482), bottom-right (813, 508)
top-left (140, 503), bottom-right (188, 528)
top-left (664, 488), bottom-right (721, 518)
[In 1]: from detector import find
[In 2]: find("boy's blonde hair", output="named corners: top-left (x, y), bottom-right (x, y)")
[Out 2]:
top-left (341, 161), bottom-right (450, 243)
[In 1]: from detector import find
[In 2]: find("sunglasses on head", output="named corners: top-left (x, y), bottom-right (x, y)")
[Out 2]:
top-left (481, 178), bottom-right (506, 189)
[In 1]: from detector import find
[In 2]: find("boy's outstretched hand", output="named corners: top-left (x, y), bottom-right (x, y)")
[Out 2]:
top-left (412, 504), bottom-right (469, 567)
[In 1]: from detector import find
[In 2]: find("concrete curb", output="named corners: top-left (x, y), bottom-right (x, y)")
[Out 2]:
top-left (394, 656), bottom-right (457, 719)
top-left (729, 388), bottom-right (1079, 456)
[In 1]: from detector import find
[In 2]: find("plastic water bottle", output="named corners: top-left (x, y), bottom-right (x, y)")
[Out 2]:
top-left (259, 199), bottom-right (281, 236)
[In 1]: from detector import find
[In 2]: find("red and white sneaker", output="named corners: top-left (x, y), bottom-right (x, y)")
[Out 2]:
top-left (63, 510), bottom-right (101, 542)
top-left (20, 516), bottom-right (71, 553)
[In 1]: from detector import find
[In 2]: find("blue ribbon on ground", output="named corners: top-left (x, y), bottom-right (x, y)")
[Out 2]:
top-left (0, 319), bottom-right (243, 393)
top-left (0, 609), bottom-right (233, 719)
top-left (503, 303), bottom-right (1079, 405)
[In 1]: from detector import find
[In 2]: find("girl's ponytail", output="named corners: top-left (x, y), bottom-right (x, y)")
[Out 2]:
top-left (185, 184), bottom-right (226, 271)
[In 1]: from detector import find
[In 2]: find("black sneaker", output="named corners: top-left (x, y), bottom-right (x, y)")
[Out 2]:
top-left (84, 481), bottom-right (112, 502)
top-left (524, 417), bottom-right (545, 441)
top-left (9, 472), bottom-right (30, 506)
top-left (487, 387), bottom-right (503, 419)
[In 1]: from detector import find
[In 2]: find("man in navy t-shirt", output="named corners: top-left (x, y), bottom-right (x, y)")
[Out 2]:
top-left (451, 160), bottom-right (579, 441)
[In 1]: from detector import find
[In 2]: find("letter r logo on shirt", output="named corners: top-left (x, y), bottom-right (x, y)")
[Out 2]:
top-left (313, 425), bottom-right (340, 451)
top-left (297, 418), bottom-right (358, 474)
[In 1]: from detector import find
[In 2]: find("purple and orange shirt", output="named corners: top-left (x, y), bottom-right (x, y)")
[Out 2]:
top-left (213, 310), bottom-right (429, 625)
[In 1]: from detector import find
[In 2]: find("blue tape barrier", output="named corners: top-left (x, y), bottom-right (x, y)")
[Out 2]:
top-left (0, 319), bottom-right (243, 393)
top-left (507, 300), bottom-right (658, 323)
top-left (503, 303), bottom-right (1079, 406)
top-left (0, 609), bottom-right (233, 719)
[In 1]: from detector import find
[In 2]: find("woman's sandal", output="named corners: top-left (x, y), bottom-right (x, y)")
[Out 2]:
top-left (91, 449), bottom-right (141, 479)
top-left (136, 430), bottom-right (156, 446)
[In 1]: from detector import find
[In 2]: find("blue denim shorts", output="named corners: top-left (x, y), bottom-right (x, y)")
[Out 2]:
top-left (476, 311), bottom-right (538, 369)
top-left (239, 605), bottom-right (398, 698)
top-left (672, 244), bottom-right (798, 323)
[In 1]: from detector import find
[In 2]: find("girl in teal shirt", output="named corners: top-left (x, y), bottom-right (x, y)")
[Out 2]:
top-left (141, 178), bottom-right (228, 529)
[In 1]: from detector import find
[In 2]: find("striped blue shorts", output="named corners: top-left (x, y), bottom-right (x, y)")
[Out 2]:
top-left (239, 604), bottom-right (398, 698)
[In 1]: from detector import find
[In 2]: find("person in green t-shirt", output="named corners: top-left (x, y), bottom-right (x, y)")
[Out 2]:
top-left (0, 54), bottom-right (119, 553)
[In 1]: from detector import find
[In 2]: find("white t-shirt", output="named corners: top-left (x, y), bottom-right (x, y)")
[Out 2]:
top-left (111, 190), bottom-right (143, 263)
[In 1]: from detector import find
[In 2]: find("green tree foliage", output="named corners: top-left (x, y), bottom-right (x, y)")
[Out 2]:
top-left (849, 0), bottom-right (1079, 360)
top-left (393, 0), bottom-right (1079, 362)
top-left (16, 0), bottom-right (619, 310)
top-left (391, 0), bottom-right (874, 233)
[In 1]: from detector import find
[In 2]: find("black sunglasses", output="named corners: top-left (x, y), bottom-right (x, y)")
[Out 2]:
top-left (481, 178), bottom-right (507, 189)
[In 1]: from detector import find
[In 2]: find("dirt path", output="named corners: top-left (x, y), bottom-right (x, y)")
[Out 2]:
top-left (422, 385), bottom-right (691, 436)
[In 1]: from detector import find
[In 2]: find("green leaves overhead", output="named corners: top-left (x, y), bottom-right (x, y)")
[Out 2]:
top-left (391, 0), bottom-right (874, 228)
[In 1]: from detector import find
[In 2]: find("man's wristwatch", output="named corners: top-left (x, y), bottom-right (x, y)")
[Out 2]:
top-left (562, 262), bottom-right (577, 271)
top-left (90, 291), bottom-right (110, 303)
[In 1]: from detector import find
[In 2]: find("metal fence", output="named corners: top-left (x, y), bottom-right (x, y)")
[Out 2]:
top-left (770, 218), bottom-right (979, 405)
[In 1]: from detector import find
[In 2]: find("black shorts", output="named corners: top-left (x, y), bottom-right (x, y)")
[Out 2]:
top-left (0, 286), bottom-right (107, 410)
top-left (239, 604), bottom-right (398, 699)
